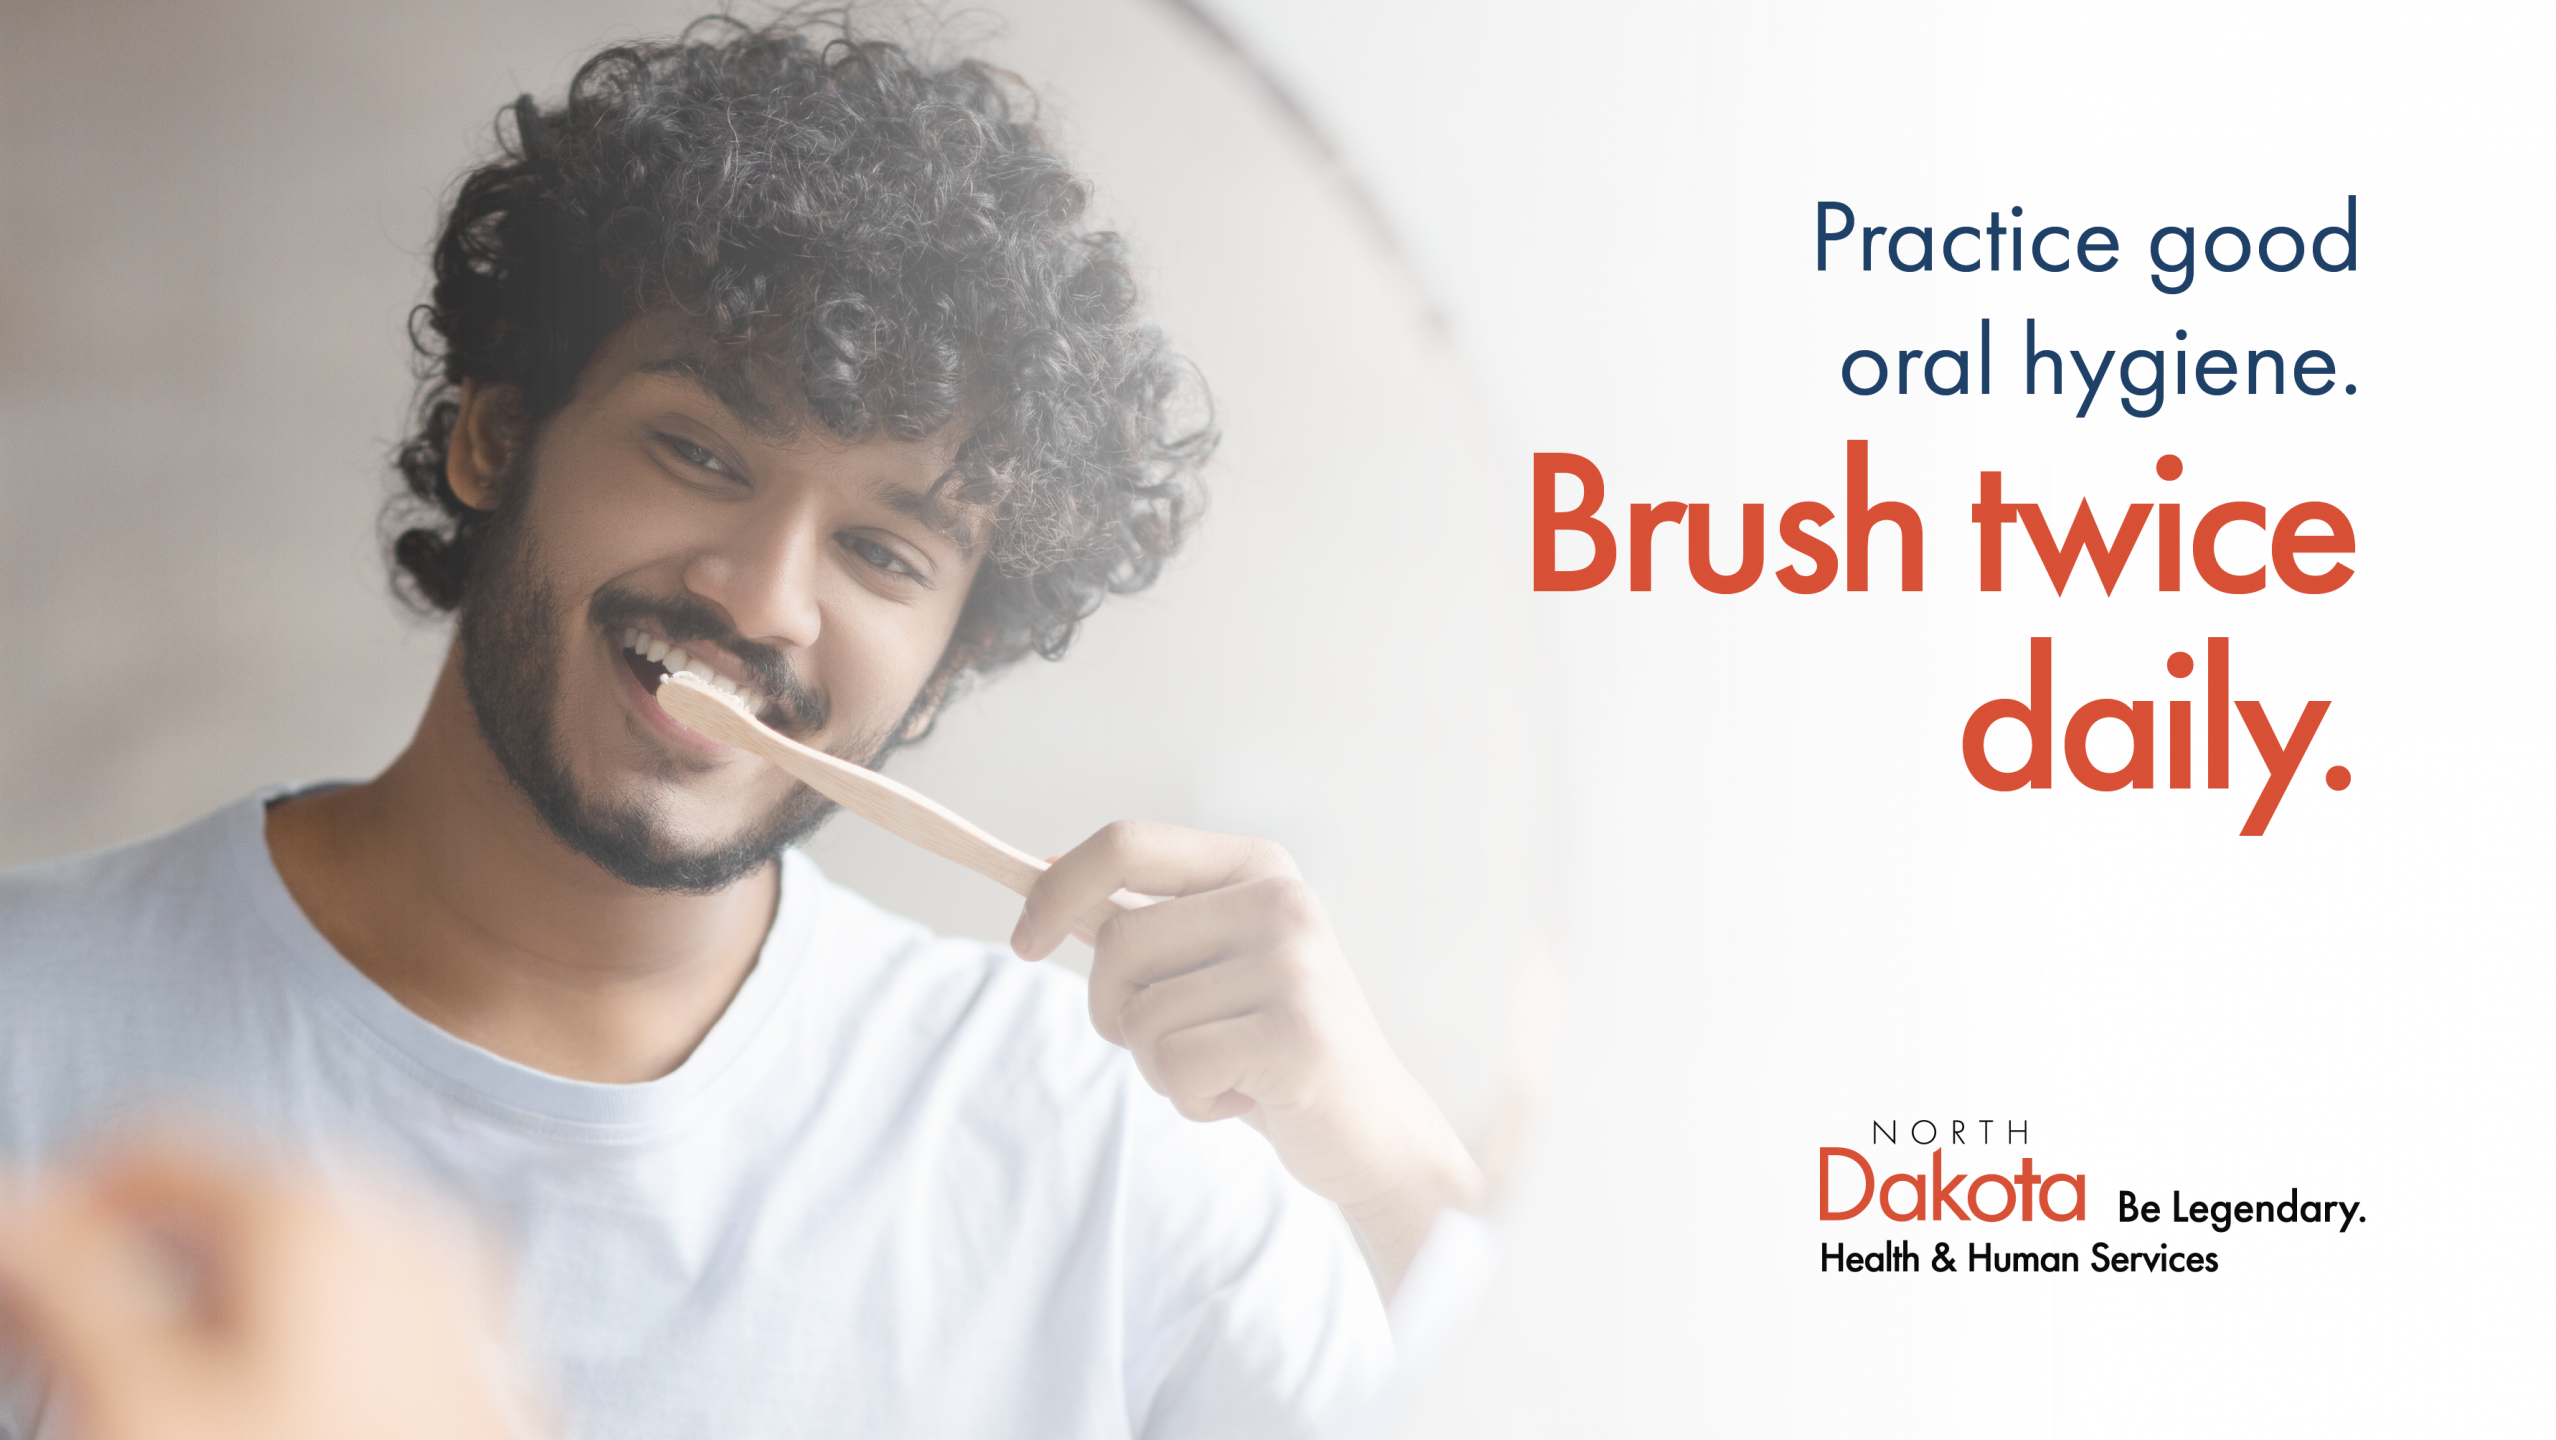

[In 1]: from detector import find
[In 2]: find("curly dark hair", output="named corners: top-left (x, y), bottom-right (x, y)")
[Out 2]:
top-left (390, 12), bottom-right (1208, 675)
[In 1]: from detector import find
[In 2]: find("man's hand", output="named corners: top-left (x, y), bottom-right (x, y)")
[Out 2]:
top-left (0, 1140), bottom-right (540, 1440)
top-left (1014, 821), bottom-right (1484, 1296)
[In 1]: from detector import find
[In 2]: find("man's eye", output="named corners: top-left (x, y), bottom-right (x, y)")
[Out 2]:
top-left (662, 435), bottom-right (731, 476)
top-left (846, 534), bottom-right (920, 580)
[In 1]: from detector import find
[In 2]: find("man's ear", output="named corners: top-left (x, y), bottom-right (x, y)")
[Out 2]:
top-left (446, 379), bottom-right (527, 512)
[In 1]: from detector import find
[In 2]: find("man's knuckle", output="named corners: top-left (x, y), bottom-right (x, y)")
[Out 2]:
top-left (1153, 1023), bottom-right (1200, 1067)
top-left (1261, 995), bottom-right (1321, 1050)
top-left (1157, 1068), bottom-right (1204, 1112)
top-left (1225, 837), bottom-right (1294, 884)
top-left (1116, 985), bottom-right (1157, 1033)
top-left (1253, 876), bottom-right (1324, 931)
top-left (1128, 1048), bottom-right (1169, 1097)
top-left (1089, 981), bottom-right (1130, 1037)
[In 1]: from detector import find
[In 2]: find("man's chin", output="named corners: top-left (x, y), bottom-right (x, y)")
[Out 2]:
top-left (522, 767), bottom-right (836, 895)
top-left (455, 502), bottom-right (838, 893)
top-left (555, 798), bottom-right (829, 895)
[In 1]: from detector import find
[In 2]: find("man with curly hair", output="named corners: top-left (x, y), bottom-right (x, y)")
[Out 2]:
top-left (0, 16), bottom-right (1479, 1439)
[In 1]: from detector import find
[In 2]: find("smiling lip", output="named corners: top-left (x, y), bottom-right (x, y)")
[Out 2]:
top-left (610, 631), bottom-right (741, 756)
top-left (616, 625), bottom-right (772, 712)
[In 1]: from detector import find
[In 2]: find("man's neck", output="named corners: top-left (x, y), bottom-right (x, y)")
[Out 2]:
top-left (266, 648), bottom-right (777, 1084)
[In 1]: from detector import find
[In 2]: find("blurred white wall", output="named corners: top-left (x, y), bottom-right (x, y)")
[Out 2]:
top-left (0, 1), bottom-right (1552, 1146)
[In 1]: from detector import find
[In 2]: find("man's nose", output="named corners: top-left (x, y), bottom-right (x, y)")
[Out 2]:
top-left (680, 501), bottom-right (824, 651)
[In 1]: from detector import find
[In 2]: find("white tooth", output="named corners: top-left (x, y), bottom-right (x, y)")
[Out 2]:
top-left (663, 647), bottom-right (688, 671)
top-left (647, 638), bottom-right (669, 663)
top-left (713, 675), bottom-right (737, 695)
top-left (685, 661), bottom-right (715, 683)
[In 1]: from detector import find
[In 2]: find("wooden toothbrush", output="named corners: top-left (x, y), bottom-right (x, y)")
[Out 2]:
top-left (654, 670), bottom-right (1146, 944)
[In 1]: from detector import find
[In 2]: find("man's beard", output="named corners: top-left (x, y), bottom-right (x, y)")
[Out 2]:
top-left (456, 502), bottom-right (863, 895)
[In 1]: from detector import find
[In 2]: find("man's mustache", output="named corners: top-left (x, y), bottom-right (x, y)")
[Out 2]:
top-left (589, 587), bottom-right (829, 735)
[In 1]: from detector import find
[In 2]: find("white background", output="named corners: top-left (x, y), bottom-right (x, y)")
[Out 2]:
top-left (1187, 2), bottom-right (2551, 1434)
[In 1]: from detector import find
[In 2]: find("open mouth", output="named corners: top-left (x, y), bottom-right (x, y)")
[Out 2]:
top-left (618, 627), bottom-right (774, 719)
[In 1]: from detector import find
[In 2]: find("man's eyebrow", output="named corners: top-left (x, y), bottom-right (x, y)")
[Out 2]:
top-left (636, 354), bottom-right (718, 387)
top-left (638, 355), bottom-right (983, 553)
top-left (635, 353), bottom-right (785, 432)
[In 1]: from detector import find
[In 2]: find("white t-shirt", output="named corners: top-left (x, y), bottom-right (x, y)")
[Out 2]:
top-left (0, 789), bottom-right (1392, 1439)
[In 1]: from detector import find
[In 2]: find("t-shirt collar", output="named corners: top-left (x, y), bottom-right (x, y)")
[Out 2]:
top-left (228, 784), bottom-right (820, 1138)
